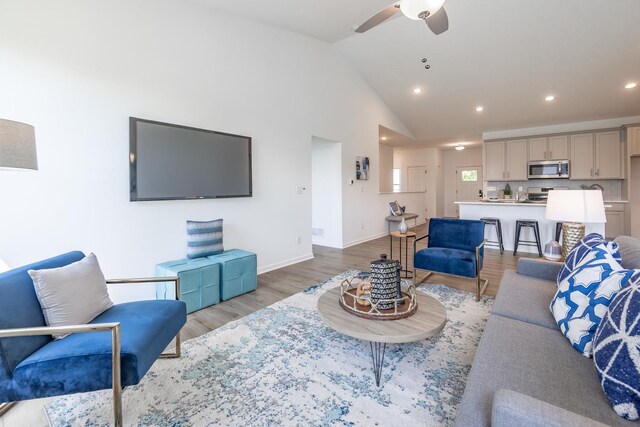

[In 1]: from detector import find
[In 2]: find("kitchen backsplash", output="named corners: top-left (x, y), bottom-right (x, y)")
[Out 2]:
top-left (486, 179), bottom-right (623, 201)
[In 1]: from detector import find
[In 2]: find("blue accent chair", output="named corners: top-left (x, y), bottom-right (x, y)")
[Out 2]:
top-left (413, 218), bottom-right (488, 301)
top-left (0, 251), bottom-right (187, 426)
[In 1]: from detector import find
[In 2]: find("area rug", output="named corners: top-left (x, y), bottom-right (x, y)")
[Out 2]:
top-left (44, 271), bottom-right (493, 426)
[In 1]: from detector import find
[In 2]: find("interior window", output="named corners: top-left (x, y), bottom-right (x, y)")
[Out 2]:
top-left (393, 168), bottom-right (401, 192)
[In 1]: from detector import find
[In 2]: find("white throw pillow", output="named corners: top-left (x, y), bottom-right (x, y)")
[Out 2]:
top-left (28, 253), bottom-right (113, 339)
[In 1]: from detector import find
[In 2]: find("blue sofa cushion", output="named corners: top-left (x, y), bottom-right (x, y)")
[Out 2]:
top-left (593, 279), bottom-right (640, 420)
top-left (414, 247), bottom-right (482, 278)
top-left (0, 251), bottom-right (85, 379)
top-left (427, 218), bottom-right (485, 253)
top-left (11, 299), bottom-right (186, 400)
top-left (558, 233), bottom-right (621, 283)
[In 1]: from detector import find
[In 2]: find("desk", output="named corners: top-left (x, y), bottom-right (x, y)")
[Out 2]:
top-left (385, 213), bottom-right (419, 233)
top-left (389, 231), bottom-right (416, 279)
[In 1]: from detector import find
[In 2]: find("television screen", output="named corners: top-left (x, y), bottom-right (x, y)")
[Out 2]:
top-left (129, 118), bottom-right (252, 201)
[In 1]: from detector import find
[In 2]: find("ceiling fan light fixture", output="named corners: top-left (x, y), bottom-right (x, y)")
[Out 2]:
top-left (400, 0), bottom-right (446, 20)
top-left (455, 145), bottom-right (465, 151)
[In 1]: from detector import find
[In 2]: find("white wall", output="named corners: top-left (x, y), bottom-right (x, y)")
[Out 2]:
top-left (443, 148), bottom-right (483, 217)
top-left (379, 143), bottom-right (394, 193)
top-left (311, 137), bottom-right (342, 248)
top-left (0, 0), bottom-right (416, 298)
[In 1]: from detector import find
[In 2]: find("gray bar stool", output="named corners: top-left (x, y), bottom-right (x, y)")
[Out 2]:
top-left (555, 222), bottom-right (563, 243)
top-left (481, 217), bottom-right (504, 254)
top-left (514, 219), bottom-right (543, 257)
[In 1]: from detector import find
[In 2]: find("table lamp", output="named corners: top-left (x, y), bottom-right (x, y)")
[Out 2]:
top-left (0, 118), bottom-right (38, 171)
top-left (545, 190), bottom-right (606, 260)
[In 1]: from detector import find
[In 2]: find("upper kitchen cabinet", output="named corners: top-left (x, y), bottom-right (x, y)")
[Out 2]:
top-left (484, 139), bottom-right (527, 181)
top-left (528, 136), bottom-right (569, 161)
top-left (548, 135), bottom-right (569, 160)
top-left (570, 131), bottom-right (623, 180)
top-left (485, 141), bottom-right (506, 181)
top-left (569, 133), bottom-right (595, 179)
top-left (628, 126), bottom-right (640, 156)
top-left (595, 131), bottom-right (624, 179)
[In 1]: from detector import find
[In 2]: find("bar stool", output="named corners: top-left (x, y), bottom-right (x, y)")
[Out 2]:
top-left (555, 222), bottom-right (563, 243)
top-left (481, 217), bottom-right (504, 254)
top-left (514, 219), bottom-right (543, 257)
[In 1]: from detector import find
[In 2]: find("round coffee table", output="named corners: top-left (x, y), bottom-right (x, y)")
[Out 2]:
top-left (317, 286), bottom-right (447, 386)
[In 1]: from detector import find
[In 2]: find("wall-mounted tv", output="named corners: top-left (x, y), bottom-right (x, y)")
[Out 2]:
top-left (129, 117), bottom-right (252, 201)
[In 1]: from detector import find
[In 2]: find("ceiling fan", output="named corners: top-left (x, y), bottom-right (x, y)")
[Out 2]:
top-left (356, 0), bottom-right (449, 35)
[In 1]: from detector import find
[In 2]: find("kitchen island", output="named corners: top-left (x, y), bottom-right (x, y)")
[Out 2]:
top-left (456, 201), bottom-right (606, 254)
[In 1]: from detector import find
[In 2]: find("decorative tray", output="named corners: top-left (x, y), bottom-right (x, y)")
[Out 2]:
top-left (338, 274), bottom-right (418, 321)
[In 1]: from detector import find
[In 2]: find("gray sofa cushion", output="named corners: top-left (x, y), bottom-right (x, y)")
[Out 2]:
top-left (455, 315), bottom-right (634, 427)
top-left (492, 270), bottom-right (559, 331)
top-left (518, 258), bottom-right (563, 282)
top-left (492, 389), bottom-right (611, 427)
top-left (615, 236), bottom-right (640, 269)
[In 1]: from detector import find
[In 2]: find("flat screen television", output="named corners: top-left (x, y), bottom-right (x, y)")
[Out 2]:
top-left (129, 117), bottom-right (252, 201)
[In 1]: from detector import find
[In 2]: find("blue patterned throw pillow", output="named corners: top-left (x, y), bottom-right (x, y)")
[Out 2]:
top-left (551, 244), bottom-right (636, 357)
top-left (593, 279), bottom-right (640, 420)
top-left (557, 233), bottom-right (621, 283)
top-left (186, 219), bottom-right (223, 259)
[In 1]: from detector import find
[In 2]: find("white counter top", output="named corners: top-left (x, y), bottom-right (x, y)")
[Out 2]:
top-left (455, 200), bottom-right (627, 207)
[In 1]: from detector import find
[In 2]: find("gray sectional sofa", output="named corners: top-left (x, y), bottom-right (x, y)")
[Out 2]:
top-left (455, 258), bottom-right (635, 427)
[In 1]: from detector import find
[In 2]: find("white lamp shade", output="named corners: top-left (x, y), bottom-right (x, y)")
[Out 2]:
top-left (545, 190), bottom-right (607, 223)
top-left (0, 258), bottom-right (9, 273)
top-left (0, 118), bottom-right (38, 171)
top-left (400, 0), bottom-right (446, 20)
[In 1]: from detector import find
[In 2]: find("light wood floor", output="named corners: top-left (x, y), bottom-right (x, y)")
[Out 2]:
top-left (1, 222), bottom-right (539, 427)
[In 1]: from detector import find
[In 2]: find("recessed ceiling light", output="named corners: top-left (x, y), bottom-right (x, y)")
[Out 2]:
top-left (455, 145), bottom-right (465, 151)
top-left (381, 136), bottom-right (388, 141)
top-left (625, 82), bottom-right (637, 89)
top-left (545, 95), bottom-right (556, 102)
top-left (476, 106), bottom-right (484, 112)
top-left (413, 87), bottom-right (423, 94)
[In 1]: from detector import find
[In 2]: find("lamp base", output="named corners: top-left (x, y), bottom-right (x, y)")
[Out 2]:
top-left (561, 222), bottom-right (586, 260)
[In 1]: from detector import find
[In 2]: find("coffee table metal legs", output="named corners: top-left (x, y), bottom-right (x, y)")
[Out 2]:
top-left (370, 341), bottom-right (387, 387)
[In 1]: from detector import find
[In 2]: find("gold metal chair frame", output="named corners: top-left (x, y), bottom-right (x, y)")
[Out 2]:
top-left (0, 276), bottom-right (181, 427)
top-left (413, 237), bottom-right (489, 302)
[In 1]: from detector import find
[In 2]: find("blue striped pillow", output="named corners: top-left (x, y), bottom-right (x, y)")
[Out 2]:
top-left (186, 219), bottom-right (223, 259)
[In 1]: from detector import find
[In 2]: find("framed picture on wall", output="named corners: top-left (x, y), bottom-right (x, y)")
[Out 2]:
top-left (356, 156), bottom-right (370, 180)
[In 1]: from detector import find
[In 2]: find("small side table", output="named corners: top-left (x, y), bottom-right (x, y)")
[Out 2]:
top-left (389, 231), bottom-right (417, 279)
top-left (385, 213), bottom-right (419, 234)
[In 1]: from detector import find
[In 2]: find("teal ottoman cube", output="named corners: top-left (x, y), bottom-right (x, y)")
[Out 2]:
top-left (207, 249), bottom-right (257, 301)
top-left (156, 258), bottom-right (220, 314)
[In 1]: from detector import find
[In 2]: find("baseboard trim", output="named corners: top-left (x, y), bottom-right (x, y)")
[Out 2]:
top-left (258, 253), bottom-right (314, 275)
top-left (341, 220), bottom-right (427, 249)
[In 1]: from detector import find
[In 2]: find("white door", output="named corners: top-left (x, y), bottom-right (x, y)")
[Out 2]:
top-left (407, 166), bottom-right (426, 192)
top-left (455, 166), bottom-right (483, 215)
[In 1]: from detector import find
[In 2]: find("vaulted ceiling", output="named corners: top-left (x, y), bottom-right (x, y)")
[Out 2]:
top-left (192, 0), bottom-right (640, 148)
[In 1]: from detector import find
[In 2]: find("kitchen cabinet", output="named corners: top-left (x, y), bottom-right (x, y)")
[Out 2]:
top-left (485, 141), bottom-right (506, 181)
top-left (627, 126), bottom-right (640, 156)
top-left (595, 131), bottom-right (623, 179)
top-left (548, 135), bottom-right (569, 160)
top-left (605, 203), bottom-right (626, 239)
top-left (528, 136), bottom-right (569, 161)
top-left (507, 139), bottom-right (528, 180)
top-left (569, 133), bottom-right (595, 179)
top-left (484, 140), bottom-right (527, 181)
top-left (569, 131), bottom-right (623, 180)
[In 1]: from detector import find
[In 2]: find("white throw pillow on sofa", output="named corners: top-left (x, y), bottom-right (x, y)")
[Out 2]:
top-left (28, 253), bottom-right (113, 339)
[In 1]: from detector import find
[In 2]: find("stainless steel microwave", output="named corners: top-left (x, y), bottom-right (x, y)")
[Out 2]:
top-left (528, 160), bottom-right (570, 179)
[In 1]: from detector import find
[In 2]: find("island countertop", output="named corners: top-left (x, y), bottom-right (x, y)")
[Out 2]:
top-left (455, 200), bottom-right (626, 207)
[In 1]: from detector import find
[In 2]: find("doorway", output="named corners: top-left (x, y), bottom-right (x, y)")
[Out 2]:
top-left (455, 166), bottom-right (483, 216)
top-left (311, 137), bottom-right (343, 248)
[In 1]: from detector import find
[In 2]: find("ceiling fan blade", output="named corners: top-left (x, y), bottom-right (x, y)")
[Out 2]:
top-left (355, 4), bottom-right (400, 33)
top-left (426, 6), bottom-right (449, 35)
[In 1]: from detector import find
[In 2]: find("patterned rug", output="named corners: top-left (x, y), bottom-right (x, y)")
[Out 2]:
top-left (44, 271), bottom-right (493, 426)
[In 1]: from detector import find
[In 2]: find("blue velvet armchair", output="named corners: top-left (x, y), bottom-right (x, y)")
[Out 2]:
top-left (0, 251), bottom-right (187, 426)
top-left (413, 218), bottom-right (488, 301)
